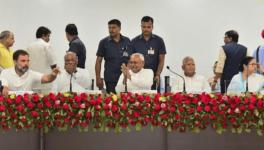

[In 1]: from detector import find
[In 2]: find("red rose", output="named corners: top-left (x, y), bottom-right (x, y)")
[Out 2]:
top-left (133, 112), bottom-right (140, 118)
top-left (212, 106), bottom-right (219, 112)
top-left (45, 102), bottom-right (52, 108)
top-left (15, 96), bottom-right (22, 104)
top-left (175, 114), bottom-right (181, 120)
top-left (248, 104), bottom-right (255, 110)
top-left (210, 114), bottom-right (217, 120)
top-left (0, 105), bottom-right (6, 112)
top-left (0, 96), bottom-right (4, 103)
top-left (239, 105), bottom-right (246, 111)
top-left (37, 103), bottom-right (43, 109)
top-left (27, 102), bottom-right (34, 109)
top-left (197, 106), bottom-right (203, 112)
top-left (104, 97), bottom-right (111, 104)
top-left (145, 96), bottom-right (151, 103)
top-left (154, 104), bottom-right (161, 111)
top-left (257, 100), bottom-right (263, 108)
top-left (179, 107), bottom-right (185, 113)
top-left (32, 94), bottom-right (39, 102)
top-left (23, 96), bottom-right (30, 103)
top-left (169, 106), bottom-right (176, 113)
top-left (30, 111), bottom-right (39, 118)
top-left (103, 104), bottom-right (110, 110)
top-left (250, 96), bottom-right (257, 104)
top-left (21, 117), bottom-right (27, 123)
top-left (63, 103), bottom-right (70, 110)
top-left (204, 105), bottom-right (211, 112)
top-left (160, 114), bottom-right (168, 119)
top-left (188, 107), bottom-right (195, 114)
top-left (16, 105), bottom-right (24, 112)
top-left (121, 104), bottom-right (127, 111)
top-left (111, 105), bottom-right (118, 112)
top-left (74, 95), bottom-right (81, 103)
top-left (7, 98), bottom-right (13, 105)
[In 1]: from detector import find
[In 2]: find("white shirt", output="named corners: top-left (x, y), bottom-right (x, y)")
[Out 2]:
top-left (0, 67), bottom-right (43, 91)
top-left (52, 68), bottom-right (91, 93)
top-left (171, 74), bottom-right (211, 93)
top-left (26, 38), bottom-right (56, 92)
top-left (27, 38), bottom-right (56, 73)
top-left (116, 69), bottom-right (153, 92)
top-left (227, 72), bottom-right (264, 94)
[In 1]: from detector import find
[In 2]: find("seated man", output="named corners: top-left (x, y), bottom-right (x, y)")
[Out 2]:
top-left (171, 56), bottom-right (210, 93)
top-left (0, 50), bottom-right (60, 96)
top-left (52, 52), bottom-right (91, 93)
top-left (116, 53), bottom-right (153, 92)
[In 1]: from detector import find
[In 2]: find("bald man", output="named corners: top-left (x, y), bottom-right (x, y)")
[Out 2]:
top-left (116, 53), bottom-right (153, 92)
top-left (0, 30), bottom-right (15, 71)
top-left (52, 52), bottom-right (91, 93)
top-left (170, 56), bottom-right (210, 93)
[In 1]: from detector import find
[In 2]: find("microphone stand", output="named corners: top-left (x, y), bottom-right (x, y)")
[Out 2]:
top-left (245, 66), bottom-right (249, 93)
top-left (166, 66), bottom-right (186, 93)
top-left (70, 73), bottom-right (73, 93)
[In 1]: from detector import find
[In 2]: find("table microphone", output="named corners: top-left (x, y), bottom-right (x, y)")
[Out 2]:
top-left (166, 66), bottom-right (186, 93)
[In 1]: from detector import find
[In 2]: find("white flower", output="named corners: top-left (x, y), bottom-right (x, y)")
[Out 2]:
top-left (80, 103), bottom-right (85, 109)
top-left (161, 103), bottom-right (166, 109)
top-left (55, 100), bottom-right (60, 105)
top-left (235, 108), bottom-right (240, 113)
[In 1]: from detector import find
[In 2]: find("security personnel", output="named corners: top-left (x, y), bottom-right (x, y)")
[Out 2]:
top-left (131, 16), bottom-right (166, 90)
top-left (95, 19), bottom-right (133, 93)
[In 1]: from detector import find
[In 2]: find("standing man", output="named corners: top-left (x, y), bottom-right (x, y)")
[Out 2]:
top-left (65, 23), bottom-right (86, 68)
top-left (26, 26), bottom-right (57, 93)
top-left (253, 29), bottom-right (264, 68)
top-left (131, 16), bottom-right (166, 90)
top-left (0, 30), bottom-right (15, 71)
top-left (95, 19), bottom-right (133, 93)
top-left (212, 30), bottom-right (247, 93)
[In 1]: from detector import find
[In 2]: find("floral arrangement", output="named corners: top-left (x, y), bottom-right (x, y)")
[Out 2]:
top-left (0, 92), bottom-right (264, 135)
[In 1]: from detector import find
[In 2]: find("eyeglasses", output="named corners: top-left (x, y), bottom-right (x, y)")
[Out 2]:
top-left (129, 61), bottom-right (140, 64)
top-left (65, 61), bottom-right (76, 65)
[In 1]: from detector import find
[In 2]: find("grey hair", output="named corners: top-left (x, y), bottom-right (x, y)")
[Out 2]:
top-left (182, 56), bottom-right (194, 65)
top-left (65, 51), bottom-right (78, 60)
top-left (131, 53), bottom-right (145, 61)
top-left (0, 30), bottom-right (11, 40)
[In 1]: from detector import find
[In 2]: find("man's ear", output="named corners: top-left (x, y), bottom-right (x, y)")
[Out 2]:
top-left (182, 65), bottom-right (185, 70)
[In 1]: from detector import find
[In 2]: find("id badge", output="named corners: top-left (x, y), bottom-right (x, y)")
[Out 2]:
top-left (148, 47), bottom-right (155, 55)
top-left (123, 51), bottom-right (129, 57)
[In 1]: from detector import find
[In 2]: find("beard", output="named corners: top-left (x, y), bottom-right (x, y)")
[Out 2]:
top-left (15, 64), bottom-right (29, 74)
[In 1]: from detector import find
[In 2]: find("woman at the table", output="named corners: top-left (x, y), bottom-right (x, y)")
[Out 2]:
top-left (227, 56), bottom-right (264, 94)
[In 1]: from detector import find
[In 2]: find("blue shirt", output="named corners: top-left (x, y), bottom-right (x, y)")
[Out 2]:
top-left (96, 35), bottom-right (133, 83)
top-left (131, 34), bottom-right (166, 74)
top-left (68, 37), bottom-right (86, 68)
top-left (253, 44), bottom-right (264, 67)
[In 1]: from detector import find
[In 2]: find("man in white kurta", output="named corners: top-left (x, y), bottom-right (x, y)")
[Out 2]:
top-left (116, 53), bottom-right (153, 92)
top-left (26, 26), bottom-right (57, 93)
top-left (171, 57), bottom-right (211, 93)
top-left (52, 52), bottom-right (91, 93)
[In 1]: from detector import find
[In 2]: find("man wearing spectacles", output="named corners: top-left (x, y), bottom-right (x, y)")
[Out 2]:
top-left (116, 53), bottom-right (153, 92)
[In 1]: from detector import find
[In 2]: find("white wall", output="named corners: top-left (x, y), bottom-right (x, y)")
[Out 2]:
top-left (1, 0), bottom-right (264, 79)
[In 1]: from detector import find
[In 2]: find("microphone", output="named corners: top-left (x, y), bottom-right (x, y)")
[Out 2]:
top-left (166, 66), bottom-right (186, 93)
top-left (70, 74), bottom-right (73, 93)
top-left (0, 80), bottom-right (3, 94)
top-left (246, 65), bottom-right (249, 92)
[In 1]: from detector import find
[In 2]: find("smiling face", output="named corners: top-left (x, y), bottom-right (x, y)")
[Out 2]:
top-left (129, 54), bottom-right (145, 73)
